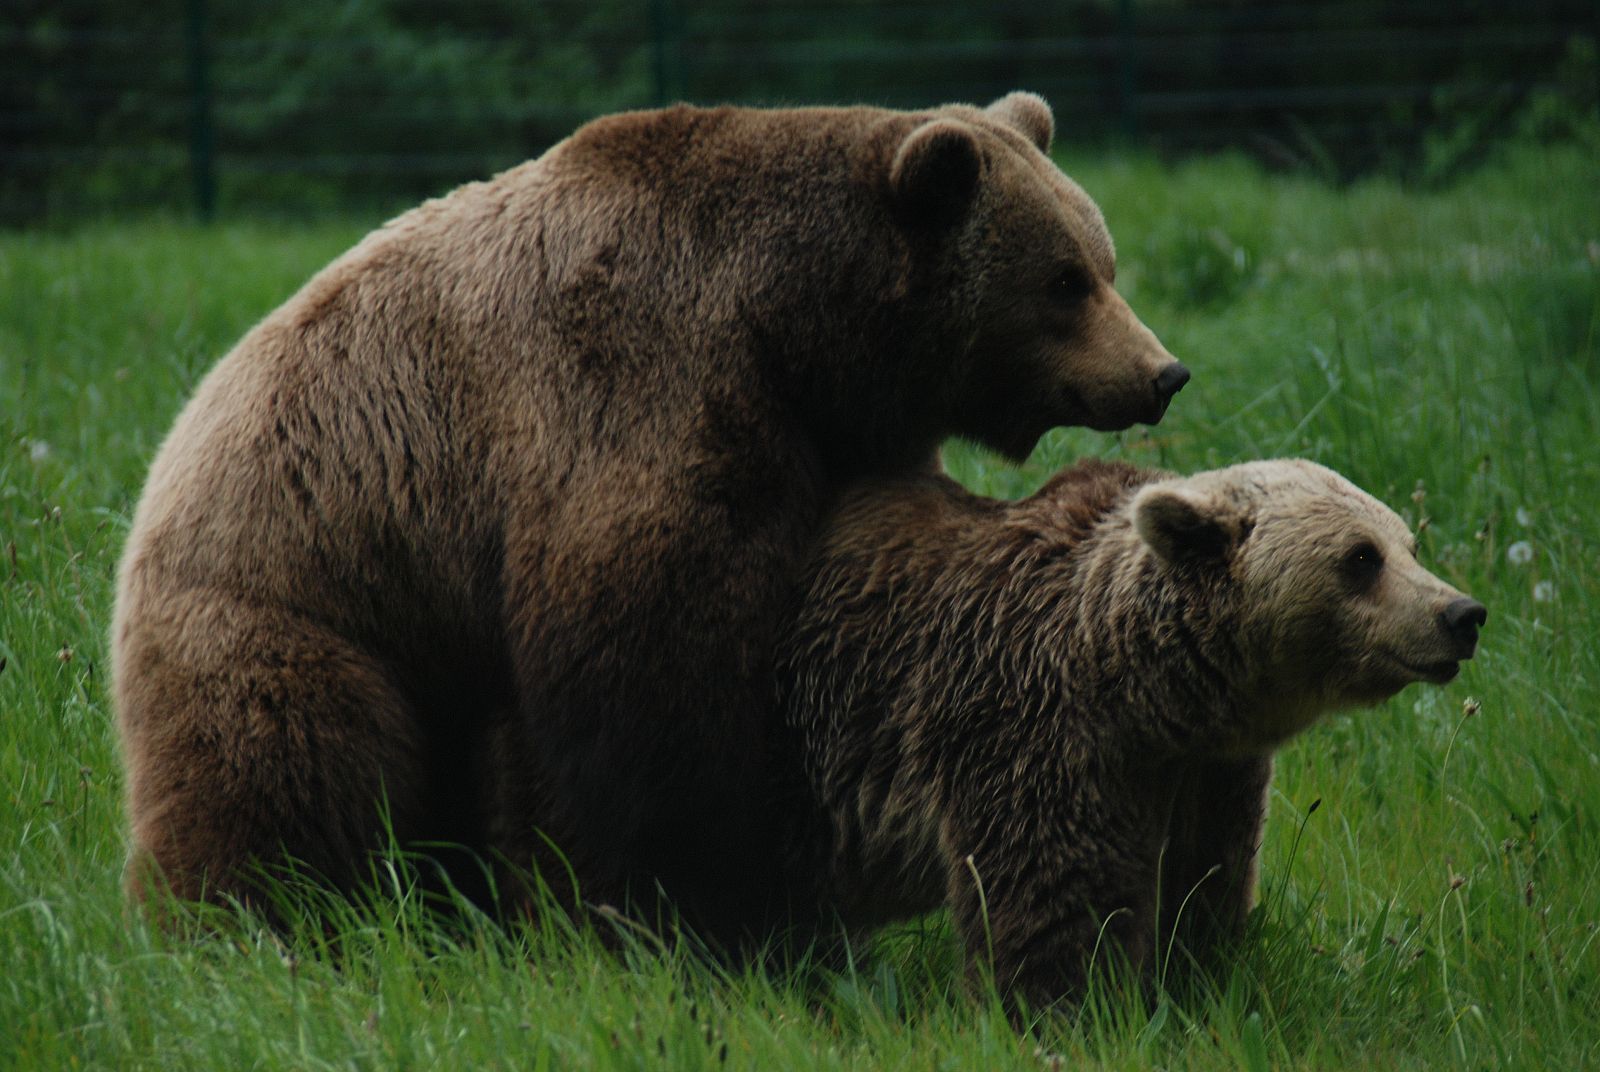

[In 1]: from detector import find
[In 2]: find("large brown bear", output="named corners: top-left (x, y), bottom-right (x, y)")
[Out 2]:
top-left (112, 94), bottom-right (1186, 938)
top-left (774, 458), bottom-right (1484, 1010)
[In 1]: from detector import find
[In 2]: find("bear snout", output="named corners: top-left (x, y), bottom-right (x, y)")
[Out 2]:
top-left (1440, 596), bottom-right (1487, 657)
top-left (1152, 362), bottom-right (1191, 417)
top-left (1154, 362), bottom-right (1191, 402)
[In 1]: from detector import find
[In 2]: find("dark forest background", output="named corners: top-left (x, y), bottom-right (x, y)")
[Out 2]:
top-left (3, 0), bottom-right (1596, 223)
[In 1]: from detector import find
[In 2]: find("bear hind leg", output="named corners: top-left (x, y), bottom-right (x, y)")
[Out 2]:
top-left (116, 587), bottom-right (431, 921)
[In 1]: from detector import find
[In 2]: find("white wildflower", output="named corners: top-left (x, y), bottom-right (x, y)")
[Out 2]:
top-left (28, 439), bottom-right (51, 463)
top-left (1506, 541), bottom-right (1534, 565)
top-left (1533, 580), bottom-right (1555, 603)
top-left (1515, 507), bottom-right (1532, 527)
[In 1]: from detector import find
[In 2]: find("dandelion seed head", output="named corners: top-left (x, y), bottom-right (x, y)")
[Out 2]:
top-left (1533, 580), bottom-right (1555, 603)
top-left (1515, 506), bottom-right (1532, 526)
top-left (1507, 540), bottom-right (1534, 565)
top-left (28, 439), bottom-right (51, 463)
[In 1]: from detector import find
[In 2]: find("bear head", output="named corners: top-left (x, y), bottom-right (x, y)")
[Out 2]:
top-left (884, 92), bottom-right (1188, 458)
top-left (1132, 459), bottom-right (1486, 748)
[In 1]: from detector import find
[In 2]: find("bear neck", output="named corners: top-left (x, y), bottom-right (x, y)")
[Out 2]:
top-left (536, 107), bottom-right (967, 484)
top-left (1029, 511), bottom-right (1267, 760)
top-left (1079, 513), bottom-right (1350, 757)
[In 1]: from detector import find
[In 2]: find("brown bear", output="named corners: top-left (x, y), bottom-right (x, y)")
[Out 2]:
top-left (773, 458), bottom-right (1484, 1010)
top-left (112, 93), bottom-right (1186, 939)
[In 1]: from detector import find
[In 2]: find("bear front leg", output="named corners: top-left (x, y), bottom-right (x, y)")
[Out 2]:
top-left (1156, 755), bottom-right (1273, 973)
top-left (495, 452), bottom-right (820, 947)
top-left (940, 781), bottom-right (1170, 1016)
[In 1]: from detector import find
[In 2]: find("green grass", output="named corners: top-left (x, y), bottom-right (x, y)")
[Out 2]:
top-left (4, 137), bottom-right (1599, 1069)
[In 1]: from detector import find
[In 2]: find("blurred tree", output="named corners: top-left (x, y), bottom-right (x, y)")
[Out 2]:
top-left (1, 0), bottom-right (1593, 221)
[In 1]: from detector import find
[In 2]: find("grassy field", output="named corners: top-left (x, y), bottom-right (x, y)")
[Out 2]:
top-left (3, 136), bottom-right (1598, 1069)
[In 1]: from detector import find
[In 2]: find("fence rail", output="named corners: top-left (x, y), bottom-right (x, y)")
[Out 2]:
top-left (2, 0), bottom-right (1594, 222)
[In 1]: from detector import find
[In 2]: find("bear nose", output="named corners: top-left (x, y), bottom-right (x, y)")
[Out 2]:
top-left (1154, 362), bottom-right (1191, 402)
top-left (1440, 597), bottom-right (1487, 652)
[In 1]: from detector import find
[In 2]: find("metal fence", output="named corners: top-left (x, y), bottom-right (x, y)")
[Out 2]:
top-left (3, 0), bottom-right (1594, 222)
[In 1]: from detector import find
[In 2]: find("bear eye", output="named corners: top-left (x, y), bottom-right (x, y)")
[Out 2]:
top-left (1053, 265), bottom-right (1095, 303)
top-left (1341, 541), bottom-right (1384, 587)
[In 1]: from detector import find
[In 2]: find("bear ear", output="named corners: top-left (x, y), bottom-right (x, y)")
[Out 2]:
top-left (889, 119), bottom-right (982, 227)
top-left (1133, 484), bottom-right (1240, 565)
top-left (985, 91), bottom-right (1054, 154)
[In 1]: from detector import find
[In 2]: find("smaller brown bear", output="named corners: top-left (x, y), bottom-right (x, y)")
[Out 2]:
top-left (774, 458), bottom-right (1484, 1011)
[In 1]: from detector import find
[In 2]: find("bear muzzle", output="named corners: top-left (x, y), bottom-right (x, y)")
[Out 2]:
top-left (1079, 356), bottom-right (1189, 432)
top-left (1152, 362), bottom-right (1191, 417)
top-left (1440, 596), bottom-right (1487, 658)
top-left (1395, 596), bottom-right (1486, 684)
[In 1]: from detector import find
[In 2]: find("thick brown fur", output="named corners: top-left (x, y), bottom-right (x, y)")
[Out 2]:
top-left (774, 458), bottom-right (1483, 1010)
top-left (112, 94), bottom-right (1184, 939)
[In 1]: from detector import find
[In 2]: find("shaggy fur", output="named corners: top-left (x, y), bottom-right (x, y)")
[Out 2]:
top-left (775, 458), bottom-right (1484, 1009)
top-left (112, 94), bottom-right (1185, 939)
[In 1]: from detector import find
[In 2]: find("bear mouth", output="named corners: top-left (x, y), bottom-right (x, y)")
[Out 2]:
top-left (1384, 652), bottom-right (1461, 684)
top-left (1073, 390), bottom-right (1153, 434)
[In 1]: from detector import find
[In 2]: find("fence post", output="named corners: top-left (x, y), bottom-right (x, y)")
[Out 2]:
top-left (1116, 0), bottom-right (1139, 140)
top-left (184, 0), bottom-right (217, 221)
top-left (650, 0), bottom-right (678, 106)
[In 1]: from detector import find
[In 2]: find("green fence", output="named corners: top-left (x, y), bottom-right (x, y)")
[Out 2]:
top-left (2, 0), bottom-right (1595, 222)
